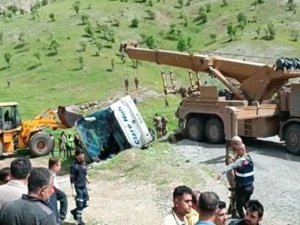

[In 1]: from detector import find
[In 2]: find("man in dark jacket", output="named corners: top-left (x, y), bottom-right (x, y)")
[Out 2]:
top-left (218, 143), bottom-right (254, 218)
top-left (0, 167), bottom-right (57, 225)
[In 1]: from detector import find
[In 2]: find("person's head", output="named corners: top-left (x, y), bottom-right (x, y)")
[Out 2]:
top-left (0, 167), bottom-right (10, 185)
top-left (75, 149), bottom-right (85, 163)
top-left (198, 192), bottom-right (220, 218)
top-left (231, 136), bottom-right (243, 151)
top-left (244, 200), bottom-right (264, 225)
top-left (214, 201), bottom-right (227, 225)
top-left (28, 167), bottom-right (54, 202)
top-left (48, 156), bottom-right (61, 174)
top-left (191, 190), bottom-right (201, 210)
top-left (236, 143), bottom-right (247, 157)
top-left (10, 157), bottom-right (32, 180)
top-left (172, 185), bottom-right (193, 216)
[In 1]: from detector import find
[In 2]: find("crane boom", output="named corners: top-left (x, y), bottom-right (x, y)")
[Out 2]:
top-left (123, 44), bottom-right (300, 102)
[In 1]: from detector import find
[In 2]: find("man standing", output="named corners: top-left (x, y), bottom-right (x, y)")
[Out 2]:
top-left (229, 200), bottom-right (264, 225)
top-left (48, 157), bottom-right (68, 224)
top-left (70, 149), bottom-right (90, 225)
top-left (134, 77), bottom-right (139, 90)
top-left (153, 113), bottom-right (163, 139)
top-left (186, 190), bottom-right (201, 225)
top-left (161, 185), bottom-right (193, 225)
top-left (0, 157), bottom-right (31, 209)
top-left (214, 201), bottom-right (227, 225)
top-left (196, 191), bottom-right (220, 225)
top-left (227, 136), bottom-right (243, 218)
top-left (218, 144), bottom-right (254, 218)
top-left (161, 114), bottom-right (169, 136)
top-left (0, 167), bottom-right (57, 225)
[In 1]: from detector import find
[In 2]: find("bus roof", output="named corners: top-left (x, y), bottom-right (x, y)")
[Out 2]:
top-left (0, 102), bottom-right (18, 107)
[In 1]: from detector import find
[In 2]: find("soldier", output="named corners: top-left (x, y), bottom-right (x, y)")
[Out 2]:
top-left (227, 136), bottom-right (243, 218)
top-left (111, 58), bottom-right (115, 72)
top-left (124, 78), bottom-right (129, 92)
top-left (134, 77), bottom-right (139, 90)
top-left (161, 114), bottom-right (169, 136)
top-left (153, 113), bottom-right (162, 139)
top-left (59, 131), bottom-right (67, 157)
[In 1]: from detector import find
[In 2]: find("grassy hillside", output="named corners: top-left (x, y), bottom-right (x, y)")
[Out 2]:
top-left (0, 0), bottom-right (299, 122)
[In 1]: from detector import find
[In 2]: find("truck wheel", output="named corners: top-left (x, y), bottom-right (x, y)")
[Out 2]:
top-left (186, 118), bottom-right (205, 141)
top-left (205, 118), bottom-right (225, 144)
top-left (29, 132), bottom-right (52, 157)
top-left (285, 124), bottom-right (300, 155)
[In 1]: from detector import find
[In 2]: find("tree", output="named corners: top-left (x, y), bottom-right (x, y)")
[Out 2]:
top-left (209, 33), bottom-right (217, 42)
top-left (49, 13), bottom-right (55, 22)
top-left (263, 21), bottom-right (275, 40)
top-left (18, 32), bottom-right (28, 46)
top-left (77, 55), bottom-right (84, 69)
top-left (33, 52), bottom-right (42, 65)
top-left (79, 41), bottom-right (87, 52)
top-left (227, 22), bottom-right (237, 41)
top-left (197, 6), bottom-right (208, 23)
top-left (73, 1), bottom-right (80, 15)
top-left (0, 32), bottom-right (3, 45)
top-left (237, 12), bottom-right (247, 27)
top-left (131, 18), bottom-right (139, 28)
top-left (49, 39), bottom-right (60, 55)
top-left (4, 52), bottom-right (12, 67)
top-left (81, 14), bottom-right (89, 25)
top-left (84, 25), bottom-right (94, 37)
top-left (287, 0), bottom-right (296, 11)
top-left (290, 30), bottom-right (299, 42)
top-left (145, 36), bottom-right (156, 49)
top-left (165, 24), bottom-right (182, 40)
top-left (145, 9), bottom-right (156, 20)
top-left (178, 0), bottom-right (184, 8)
top-left (95, 41), bottom-right (102, 56)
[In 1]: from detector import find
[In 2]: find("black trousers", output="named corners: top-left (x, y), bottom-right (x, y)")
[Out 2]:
top-left (236, 185), bottom-right (254, 218)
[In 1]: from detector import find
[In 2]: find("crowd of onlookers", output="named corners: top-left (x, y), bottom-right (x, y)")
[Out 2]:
top-left (161, 185), bottom-right (264, 225)
top-left (0, 149), bottom-right (89, 225)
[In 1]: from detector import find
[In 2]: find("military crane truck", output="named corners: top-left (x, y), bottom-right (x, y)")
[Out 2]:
top-left (121, 43), bottom-right (300, 156)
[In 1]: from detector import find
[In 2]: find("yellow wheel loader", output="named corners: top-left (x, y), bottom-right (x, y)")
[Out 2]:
top-left (0, 102), bottom-right (82, 157)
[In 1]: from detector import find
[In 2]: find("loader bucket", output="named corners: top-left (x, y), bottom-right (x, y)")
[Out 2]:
top-left (57, 106), bottom-right (83, 128)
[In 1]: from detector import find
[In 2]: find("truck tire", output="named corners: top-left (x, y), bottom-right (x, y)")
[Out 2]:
top-left (285, 124), bottom-right (300, 155)
top-left (186, 118), bottom-right (205, 141)
top-left (29, 132), bottom-right (52, 157)
top-left (205, 118), bottom-right (225, 144)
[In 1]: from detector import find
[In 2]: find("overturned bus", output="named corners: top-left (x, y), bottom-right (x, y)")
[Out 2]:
top-left (75, 95), bottom-right (153, 162)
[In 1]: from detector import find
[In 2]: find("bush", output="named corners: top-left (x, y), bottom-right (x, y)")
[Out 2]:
top-left (81, 14), bottom-right (89, 25)
top-left (237, 12), bottom-right (247, 26)
top-left (145, 9), bottom-right (155, 20)
top-left (131, 18), bottom-right (139, 28)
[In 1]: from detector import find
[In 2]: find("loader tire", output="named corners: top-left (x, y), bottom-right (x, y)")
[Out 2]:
top-left (186, 117), bottom-right (205, 141)
top-left (285, 124), bottom-right (300, 155)
top-left (29, 132), bottom-right (52, 157)
top-left (205, 118), bottom-right (225, 144)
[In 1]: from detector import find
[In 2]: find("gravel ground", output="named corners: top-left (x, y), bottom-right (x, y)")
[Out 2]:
top-left (173, 137), bottom-right (300, 225)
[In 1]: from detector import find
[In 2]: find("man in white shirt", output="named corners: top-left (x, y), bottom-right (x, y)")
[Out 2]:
top-left (0, 157), bottom-right (32, 209)
top-left (162, 185), bottom-right (193, 225)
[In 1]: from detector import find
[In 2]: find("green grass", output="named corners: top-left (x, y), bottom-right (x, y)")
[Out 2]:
top-left (0, 0), bottom-right (299, 121)
top-left (90, 142), bottom-right (207, 190)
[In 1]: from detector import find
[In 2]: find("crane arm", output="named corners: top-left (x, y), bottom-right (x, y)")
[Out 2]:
top-left (122, 44), bottom-right (300, 102)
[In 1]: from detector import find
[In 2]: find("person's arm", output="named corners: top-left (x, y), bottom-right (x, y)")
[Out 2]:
top-left (218, 158), bottom-right (244, 179)
top-left (44, 214), bottom-right (59, 225)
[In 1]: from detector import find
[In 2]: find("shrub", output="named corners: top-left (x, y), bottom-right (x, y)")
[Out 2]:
top-left (131, 18), bottom-right (139, 28)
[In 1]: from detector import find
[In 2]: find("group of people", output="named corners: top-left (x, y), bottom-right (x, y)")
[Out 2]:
top-left (153, 113), bottom-right (169, 139)
top-left (124, 77), bottom-right (140, 92)
top-left (53, 131), bottom-right (82, 158)
top-left (162, 135), bottom-right (263, 225)
top-left (162, 186), bottom-right (263, 225)
top-left (0, 149), bottom-right (90, 225)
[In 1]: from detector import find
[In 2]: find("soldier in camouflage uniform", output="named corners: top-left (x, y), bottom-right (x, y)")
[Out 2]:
top-left (226, 136), bottom-right (243, 218)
